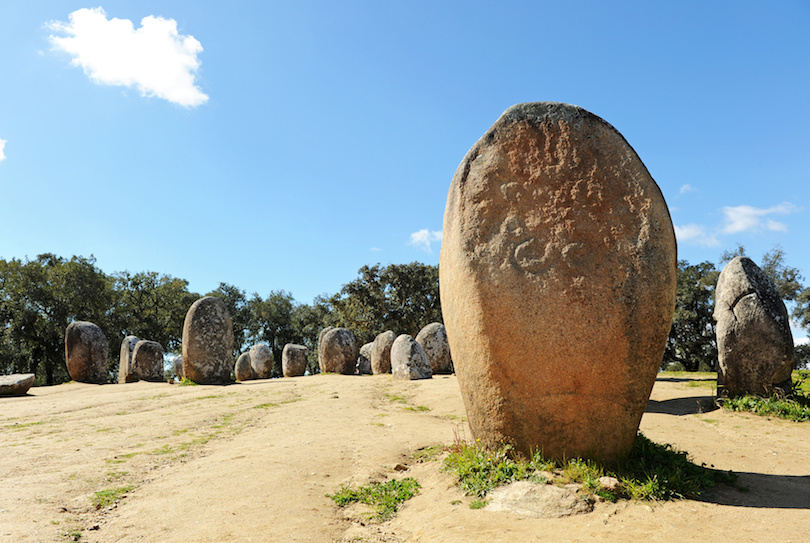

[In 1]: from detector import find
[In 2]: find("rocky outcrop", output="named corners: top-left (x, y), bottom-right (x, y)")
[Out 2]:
top-left (282, 344), bottom-right (308, 377)
top-left (415, 323), bottom-right (453, 374)
top-left (390, 334), bottom-right (433, 380)
top-left (371, 330), bottom-right (396, 374)
top-left (0, 374), bottom-right (36, 396)
top-left (440, 102), bottom-right (677, 462)
top-left (357, 342), bottom-right (373, 375)
top-left (234, 352), bottom-right (255, 381)
top-left (131, 340), bottom-right (165, 382)
top-left (65, 321), bottom-right (109, 384)
top-left (715, 256), bottom-right (794, 397)
top-left (182, 297), bottom-right (234, 384)
top-left (118, 335), bottom-right (140, 383)
top-left (250, 344), bottom-right (274, 379)
top-left (318, 328), bottom-right (357, 374)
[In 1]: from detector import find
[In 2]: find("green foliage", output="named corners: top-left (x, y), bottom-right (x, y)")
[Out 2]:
top-left (178, 377), bottom-right (199, 386)
top-left (327, 477), bottom-right (421, 521)
top-left (91, 485), bottom-right (135, 508)
top-left (442, 433), bottom-right (739, 503)
top-left (720, 381), bottom-right (810, 422)
top-left (663, 260), bottom-right (719, 372)
top-left (206, 283), bottom-right (250, 357)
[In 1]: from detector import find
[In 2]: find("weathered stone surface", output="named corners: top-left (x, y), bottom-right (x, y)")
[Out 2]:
top-left (118, 335), bottom-right (140, 383)
top-left (173, 354), bottom-right (183, 379)
top-left (65, 321), bottom-right (109, 384)
top-left (440, 102), bottom-right (677, 462)
top-left (182, 296), bottom-right (234, 385)
top-left (715, 256), bottom-right (794, 397)
top-left (415, 323), bottom-right (453, 374)
top-left (250, 344), bottom-right (274, 379)
top-left (0, 374), bottom-right (35, 396)
top-left (282, 344), bottom-right (308, 377)
top-left (390, 334), bottom-right (433, 380)
top-left (357, 342), bottom-right (373, 375)
top-left (484, 481), bottom-right (592, 518)
top-left (318, 328), bottom-right (357, 374)
top-left (131, 340), bottom-right (165, 382)
top-left (371, 330), bottom-right (396, 374)
top-left (234, 352), bottom-right (255, 381)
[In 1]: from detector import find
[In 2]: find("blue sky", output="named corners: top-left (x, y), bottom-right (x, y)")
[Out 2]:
top-left (0, 1), bottom-right (808, 341)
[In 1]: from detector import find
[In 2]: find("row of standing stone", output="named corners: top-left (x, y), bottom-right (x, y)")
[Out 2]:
top-left (58, 294), bottom-right (454, 386)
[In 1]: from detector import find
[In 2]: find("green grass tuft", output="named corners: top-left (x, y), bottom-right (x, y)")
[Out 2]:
top-left (720, 393), bottom-right (810, 422)
top-left (91, 485), bottom-right (135, 508)
top-left (327, 477), bottom-right (421, 521)
top-left (442, 432), bottom-right (740, 503)
top-left (178, 377), bottom-right (198, 386)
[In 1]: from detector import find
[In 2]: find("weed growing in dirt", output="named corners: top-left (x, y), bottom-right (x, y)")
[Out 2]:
top-left (178, 378), bottom-right (198, 386)
top-left (327, 477), bottom-right (421, 521)
top-left (720, 393), bottom-right (810, 422)
top-left (91, 485), bottom-right (135, 508)
top-left (442, 433), bottom-right (740, 505)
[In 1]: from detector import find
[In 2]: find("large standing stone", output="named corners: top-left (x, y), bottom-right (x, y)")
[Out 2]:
top-left (371, 330), bottom-right (396, 374)
top-left (234, 352), bottom-right (255, 381)
top-left (440, 102), bottom-right (677, 462)
top-left (182, 296), bottom-right (234, 385)
top-left (173, 354), bottom-right (183, 379)
top-left (118, 335), bottom-right (140, 383)
top-left (0, 374), bottom-right (36, 396)
top-left (250, 344), bottom-right (274, 379)
top-left (415, 323), bottom-right (453, 374)
top-left (391, 334), bottom-right (433, 381)
top-left (318, 328), bottom-right (357, 374)
top-left (282, 344), bottom-right (308, 377)
top-left (65, 321), bottom-right (109, 384)
top-left (131, 340), bottom-right (165, 382)
top-left (357, 342), bottom-right (373, 375)
top-left (715, 256), bottom-right (794, 397)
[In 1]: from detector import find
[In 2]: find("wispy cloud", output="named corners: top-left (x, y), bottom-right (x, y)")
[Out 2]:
top-left (679, 184), bottom-right (695, 195)
top-left (409, 229), bottom-right (442, 253)
top-left (47, 7), bottom-right (208, 108)
top-left (721, 203), bottom-right (799, 234)
top-left (673, 224), bottom-right (719, 247)
top-left (370, 247), bottom-right (382, 252)
top-left (0, 138), bottom-right (6, 162)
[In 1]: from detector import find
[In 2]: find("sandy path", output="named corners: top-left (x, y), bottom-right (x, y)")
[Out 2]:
top-left (1, 374), bottom-right (808, 542)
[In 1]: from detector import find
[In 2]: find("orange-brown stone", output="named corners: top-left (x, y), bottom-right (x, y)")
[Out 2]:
top-left (440, 102), bottom-right (677, 462)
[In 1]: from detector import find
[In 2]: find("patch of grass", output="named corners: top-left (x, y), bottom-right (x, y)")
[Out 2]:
top-left (91, 485), bottom-right (135, 508)
top-left (105, 471), bottom-right (129, 482)
top-left (720, 393), bottom-right (810, 422)
top-left (4, 420), bottom-right (46, 430)
top-left (383, 393), bottom-right (408, 404)
top-left (413, 444), bottom-right (444, 462)
top-left (469, 499), bottom-right (488, 509)
top-left (150, 444), bottom-right (174, 455)
top-left (178, 377), bottom-right (198, 386)
top-left (327, 477), bottom-right (421, 521)
top-left (172, 428), bottom-right (190, 436)
top-left (254, 402), bottom-right (279, 409)
top-left (442, 433), bottom-right (740, 503)
top-left (404, 405), bottom-right (430, 412)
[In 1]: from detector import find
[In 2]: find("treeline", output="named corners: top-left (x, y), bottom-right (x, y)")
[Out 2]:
top-left (1, 246), bottom-right (808, 386)
top-left (665, 245), bottom-right (810, 372)
top-left (0, 255), bottom-right (441, 385)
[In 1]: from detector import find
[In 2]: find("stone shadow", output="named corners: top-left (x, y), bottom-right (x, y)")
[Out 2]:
top-left (645, 396), bottom-right (718, 415)
top-left (700, 473), bottom-right (810, 509)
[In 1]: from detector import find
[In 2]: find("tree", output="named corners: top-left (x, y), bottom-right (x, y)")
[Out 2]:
top-left (662, 260), bottom-right (719, 372)
top-left (0, 255), bottom-right (113, 384)
top-left (207, 283), bottom-right (250, 357)
top-left (248, 290), bottom-right (299, 377)
top-left (111, 271), bottom-right (199, 356)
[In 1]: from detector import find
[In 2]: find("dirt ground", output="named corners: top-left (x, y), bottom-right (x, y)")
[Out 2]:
top-left (1, 373), bottom-right (808, 543)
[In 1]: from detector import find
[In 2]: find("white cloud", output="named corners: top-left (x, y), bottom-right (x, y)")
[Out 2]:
top-left (679, 184), bottom-right (695, 195)
top-left (797, 336), bottom-right (809, 347)
top-left (0, 139), bottom-right (6, 162)
top-left (721, 202), bottom-right (799, 234)
top-left (48, 7), bottom-right (208, 108)
top-left (673, 224), bottom-right (719, 247)
top-left (370, 247), bottom-right (382, 252)
top-left (409, 229), bottom-right (442, 253)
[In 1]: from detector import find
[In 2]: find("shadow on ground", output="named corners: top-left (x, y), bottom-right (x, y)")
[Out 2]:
top-left (645, 396), bottom-right (718, 415)
top-left (700, 473), bottom-right (810, 509)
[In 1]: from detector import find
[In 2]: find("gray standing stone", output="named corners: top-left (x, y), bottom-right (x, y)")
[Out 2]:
top-left (715, 256), bottom-right (794, 397)
top-left (391, 334), bottom-right (433, 380)
top-left (250, 343), bottom-right (274, 379)
top-left (118, 335), bottom-right (140, 383)
top-left (440, 102), bottom-right (677, 462)
top-left (0, 374), bottom-right (36, 396)
top-left (357, 342), bottom-right (373, 375)
top-left (131, 340), bottom-right (165, 382)
top-left (182, 296), bottom-right (234, 385)
top-left (371, 330), bottom-right (396, 374)
top-left (173, 354), bottom-right (183, 379)
top-left (318, 327), bottom-right (357, 374)
top-left (282, 344), bottom-right (308, 377)
top-left (415, 323), bottom-right (453, 374)
top-left (234, 352), bottom-right (255, 381)
top-left (65, 321), bottom-right (109, 384)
